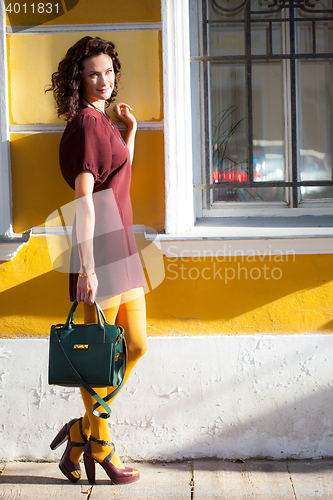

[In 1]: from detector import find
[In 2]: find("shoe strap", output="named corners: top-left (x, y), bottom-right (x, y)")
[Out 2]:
top-left (88, 436), bottom-right (116, 462)
top-left (68, 417), bottom-right (87, 447)
top-left (89, 436), bottom-right (115, 448)
top-left (104, 447), bottom-right (116, 463)
top-left (78, 417), bottom-right (88, 443)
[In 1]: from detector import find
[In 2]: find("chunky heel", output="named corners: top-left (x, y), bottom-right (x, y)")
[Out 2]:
top-left (50, 422), bottom-right (71, 450)
top-left (84, 450), bottom-right (96, 483)
top-left (50, 417), bottom-right (88, 483)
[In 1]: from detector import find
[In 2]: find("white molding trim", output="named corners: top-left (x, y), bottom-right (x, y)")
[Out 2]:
top-left (9, 121), bottom-right (164, 134)
top-left (0, 233), bottom-right (30, 260)
top-left (31, 224), bottom-right (146, 236)
top-left (161, 0), bottom-right (194, 234)
top-left (0, 1), bottom-right (12, 236)
top-left (6, 22), bottom-right (162, 34)
top-left (149, 236), bottom-right (333, 256)
top-left (118, 121), bottom-right (164, 131)
top-left (146, 215), bottom-right (333, 255)
top-left (10, 124), bottom-right (66, 134)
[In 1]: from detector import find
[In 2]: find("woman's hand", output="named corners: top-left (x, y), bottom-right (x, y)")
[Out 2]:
top-left (114, 102), bottom-right (137, 130)
top-left (114, 102), bottom-right (137, 162)
top-left (76, 272), bottom-right (98, 305)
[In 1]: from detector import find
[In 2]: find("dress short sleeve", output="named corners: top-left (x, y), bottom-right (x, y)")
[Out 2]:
top-left (59, 110), bottom-right (112, 190)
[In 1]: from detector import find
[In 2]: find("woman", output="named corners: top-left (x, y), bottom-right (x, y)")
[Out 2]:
top-left (46, 36), bottom-right (147, 485)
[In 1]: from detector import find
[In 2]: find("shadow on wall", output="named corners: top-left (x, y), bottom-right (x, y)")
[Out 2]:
top-left (1, 336), bottom-right (333, 461)
top-left (1, 252), bottom-right (333, 333)
top-left (145, 253), bottom-right (333, 329)
top-left (0, 269), bottom-right (79, 329)
top-left (163, 386), bottom-right (333, 462)
top-left (320, 320), bottom-right (333, 332)
top-left (114, 336), bottom-right (333, 462)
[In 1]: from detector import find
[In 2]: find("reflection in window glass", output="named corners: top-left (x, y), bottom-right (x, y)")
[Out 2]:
top-left (252, 62), bottom-right (285, 184)
top-left (210, 63), bottom-right (248, 202)
top-left (297, 22), bottom-right (312, 54)
top-left (251, 25), bottom-right (267, 55)
top-left (298, 0), bottom-right (332, 18)
top-left (210, 25), bottom-right (245, 56)
top-left (208, 0), bottom-right (245, 22)
top-left (212, 187), bottom-right (285, 203)
top-left (301, 186), bottom-right (333, 200)
top-left (298, 60), bottom-right (333, 200)
top-left (251, 24), bottom-right (282, 55)
top-left (316, 21), bottom-right (333, 53)
top-left (272, 24), bottom-right (282, 54)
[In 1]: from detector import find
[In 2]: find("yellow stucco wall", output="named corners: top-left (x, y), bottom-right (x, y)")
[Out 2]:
top-left (10, 130), bottom-right (165, 233)
top-left (8, 30), bottom-right (162, 125)
top-left (6, 0), bottom-right (161, 26)
top-left (1, 0), bottom-right (167, 338)
top-left (1, 239), bottom-right (333, 337)
top-left (2, 0), bottom-right (333, 339)
top-left (146, 254), bottom-right (333, 335)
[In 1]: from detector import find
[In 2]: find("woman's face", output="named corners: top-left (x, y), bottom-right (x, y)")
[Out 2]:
top-left (80, 53), bottom-right (115, 107)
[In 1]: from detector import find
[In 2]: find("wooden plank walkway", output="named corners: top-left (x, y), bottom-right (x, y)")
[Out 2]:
top-left (1, 459), bottom-right (333, 499)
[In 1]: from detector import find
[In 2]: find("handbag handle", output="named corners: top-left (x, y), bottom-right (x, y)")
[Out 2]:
top-left (64, 300), bottom-right (107, 331)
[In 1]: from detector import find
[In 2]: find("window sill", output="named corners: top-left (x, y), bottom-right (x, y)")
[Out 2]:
top-left (146, 216), bottom-right (333, 256)
top-left (0, 232), bottom-right (30, 261)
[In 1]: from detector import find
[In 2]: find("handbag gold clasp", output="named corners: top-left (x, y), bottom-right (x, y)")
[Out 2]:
top-left (73, 344), bottom-right (89, 349)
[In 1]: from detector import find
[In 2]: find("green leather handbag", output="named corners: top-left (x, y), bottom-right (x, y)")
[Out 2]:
top-left (48, 300), bottom-right (127, 419)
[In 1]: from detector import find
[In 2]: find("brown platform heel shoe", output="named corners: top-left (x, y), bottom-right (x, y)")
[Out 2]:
top-left (83, 437), bottom-right (140, 485)
top-left (50, 417), bottom-right (88, 483)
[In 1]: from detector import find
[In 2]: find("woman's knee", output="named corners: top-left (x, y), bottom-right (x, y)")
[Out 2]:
top-left (127, 337), bottom-right (148, 360)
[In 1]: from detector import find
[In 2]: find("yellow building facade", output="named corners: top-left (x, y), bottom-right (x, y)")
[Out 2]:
top-left (1, 0), bottom-right (333, 337)
top-left (1, 0), bottom-right (333, 462)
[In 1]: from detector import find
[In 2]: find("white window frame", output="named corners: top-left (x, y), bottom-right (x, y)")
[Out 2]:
top-left (0, 0), bottom-right (12, 237)
top-left (0, 3), bottom-right (30, 261)
top-left (161, 0), bottom-right (195, 233)
top-left (157, 0), bottom-right (333, 254)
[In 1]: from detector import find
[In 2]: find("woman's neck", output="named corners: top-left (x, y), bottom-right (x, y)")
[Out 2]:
top-left (81, 96), bottom-right (105, 112)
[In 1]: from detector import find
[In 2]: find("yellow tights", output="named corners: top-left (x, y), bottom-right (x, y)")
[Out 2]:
top-left (69, 288), bottom-right (147, 466)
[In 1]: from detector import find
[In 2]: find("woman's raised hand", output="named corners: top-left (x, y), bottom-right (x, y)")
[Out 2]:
top-left (114, 103), bottom-right (137, 130)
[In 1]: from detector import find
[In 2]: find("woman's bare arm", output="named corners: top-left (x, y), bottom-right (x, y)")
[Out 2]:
top-left (75, 171), bottom-right (98, 304)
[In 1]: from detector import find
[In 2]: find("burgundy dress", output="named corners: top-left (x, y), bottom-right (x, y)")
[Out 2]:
top-left (59, 106), bottom-right (146, 301)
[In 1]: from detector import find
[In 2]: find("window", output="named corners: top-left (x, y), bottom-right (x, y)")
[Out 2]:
top-left (191, 0), bottom-right (333, 216)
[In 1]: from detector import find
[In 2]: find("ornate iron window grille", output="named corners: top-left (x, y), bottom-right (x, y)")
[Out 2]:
top-left (193, 0), bottom-right (333, 209)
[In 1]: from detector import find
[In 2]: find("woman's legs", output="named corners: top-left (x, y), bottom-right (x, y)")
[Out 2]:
top-left (68, 415), bottom-right (90, 464)
top-left (107, 287), bottom-right (147, 401)
top-left (79, 288), bottom-right (147, 466)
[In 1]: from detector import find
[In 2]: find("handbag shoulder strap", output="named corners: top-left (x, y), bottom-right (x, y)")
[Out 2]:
top-left (55, 330), bottom-right (122, 419)
top-left (93, 341), bottom-right (128, 415)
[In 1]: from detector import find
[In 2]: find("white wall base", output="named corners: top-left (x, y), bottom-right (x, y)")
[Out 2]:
top-left (1, 335), bottom-right (333, 461)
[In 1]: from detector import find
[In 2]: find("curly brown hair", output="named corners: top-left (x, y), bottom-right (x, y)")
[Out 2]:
top-left (46, 36), bottom-right (121, 122)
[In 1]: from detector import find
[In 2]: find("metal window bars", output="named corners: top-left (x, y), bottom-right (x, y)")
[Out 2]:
top-left (193, 0), bottom-right (333, 209)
